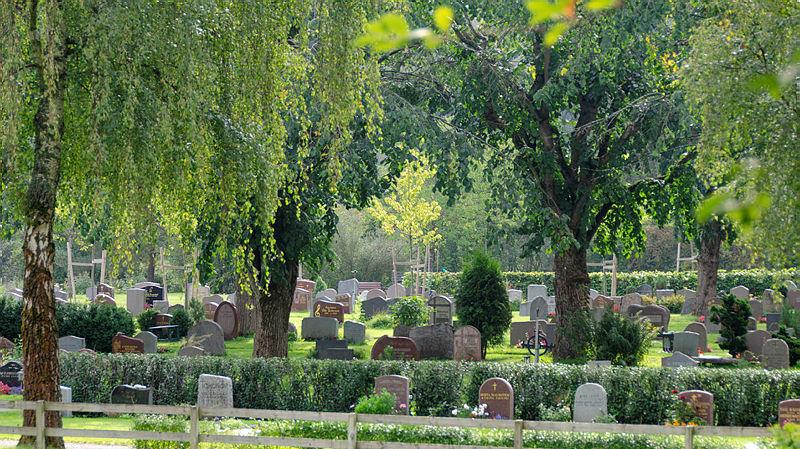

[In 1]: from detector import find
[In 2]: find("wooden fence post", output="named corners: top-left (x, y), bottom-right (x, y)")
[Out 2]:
top-left (347, 413), bottom-right (357, 449)
top-left (190, 406), bottom-right (199, 449)
top-left (684, 425), bottom-right (694, 449)
top-left (514, 419), bottom-right (523, 449)
top-left (35, 400), bottom-right (45, 449)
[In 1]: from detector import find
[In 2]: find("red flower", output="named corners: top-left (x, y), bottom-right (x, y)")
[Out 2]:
top-left (671, 389), bottom-right (678, 394)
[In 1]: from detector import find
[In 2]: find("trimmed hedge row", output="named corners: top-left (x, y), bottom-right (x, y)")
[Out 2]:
top-left (61, 354), bottom-right (800, 427)
top-left (407, 269), bottom-right (800, 297)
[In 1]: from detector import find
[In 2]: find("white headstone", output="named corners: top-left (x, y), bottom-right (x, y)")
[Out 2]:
top-left (573, 383), bottom-right (607, 422)
top-left (527, 285), bottom-right (547, 301)
top-left (197, 374), bottom-right (233, 408)
top-left (60, 386), bottom-right (72, 417)
top-left (126, 288), bottom-right (146, 316)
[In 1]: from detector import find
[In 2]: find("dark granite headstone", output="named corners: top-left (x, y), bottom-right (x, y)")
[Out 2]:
top-left (375, 375), bottom-right (410, 414)
top-left (111, 334), bottom-right (144, 354)
top-left (371, 335), bottom-right (419, 360)
top-left (141, 285), bottom-right (164, 306)
top-left (361, 297), bottom-right (389, 320)
top-left (0, 361), bottom-right (23, 388)
top-left (427, 296), bottom-right (453, 325)
top-left (214, 301), bottom-right (240, 340)
top-left (478, 377), bottom-right (514, 419)
top-left (111, 384), bottom-right (153, 405)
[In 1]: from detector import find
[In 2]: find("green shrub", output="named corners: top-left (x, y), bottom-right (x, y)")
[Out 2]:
top-left (537, 403), bottom-right (571, 422)
top-left (389, 297), bottom-right (429, 328)
top-left (60, 302), bottom-right (136, 352)
top-left (367, 313), bottom-right (394, 329)
top-left (0, 296), bottom-right (22, 341)
top-left (455, 251), bottom-right (512, 357)
top-left (170, 308), bottom-right (192, 338)
top-left (409, 269), bottom-right (800, 297)
top-left (59, 354), bottom-right (800, 427)
top-left (355, 390), bottom-right (397, 414)
top-left (710, 294), bottom-right (750, 357)
top-left (591, 310), bottom-right (655, 366)
top-left (137, 309), bottom-right (159, 332)
top-left (132, 414), bottom-right (188, 449)
top-left (187, 299), bottom-right (205, 324)
top-left (655, 295), bottom-right (684, 314)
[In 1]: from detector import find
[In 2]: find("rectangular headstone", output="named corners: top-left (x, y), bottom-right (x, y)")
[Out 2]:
top-left (301, 317), bottom-right (339, 340)
top-left (375, 375), bottom-right (410, 414)
top-left (126, 289), bottom-right (146, 316)
top-left (60, 386), bottom-right (72, 417)
top-left (58, 336), bottom-right (86, 353)
top-left (111, 385), bottom-right (153, 405)
top-left (0, 362), bottom-right (23, 388)
top-left (197, 374), bottom-right (234, 408)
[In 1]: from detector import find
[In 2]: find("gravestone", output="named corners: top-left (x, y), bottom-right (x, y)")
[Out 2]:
top-left (375, 375), bottom-right (410, 414)
top-left (111, 334), bottom-right (144, 354)
top-left (749, 300), bottom-right (764, 320)
top-left (335, 293), bottom-right (354, 314)
top-left (204, 302), bottom-right (219, 319)
top-left (673, 331), bottom-right (699, 357)
top-left (637, 304), bottom-right (671, 330)
top-left (296, 278), bottom-right (317, 293)
top-left (767, 313), bottom-right (782, 330)
top-left (0, 361), bottom-right (23, 387)
top-left (214, 301), bottom-right (240, 340)
top-left (97, 283), bottom-right (114, 298)
top-left (428, 296), bottom-right (453, 325)
top-left (589, 289), bottom-right (599, 300)
top-left (386, 284), bottom-right (406, 299)
top-left (763, 289), bottom-right (776, 313)
top-left (636, 284), bottom-right (654, 296)
top-left (678, 289), bottom-right (697, 315)
top-left (678, 390), bottom-right (714, 424)
top-left (133, 281), bottom-right (160, 289)
top-left (507, 289), bottom-right (522, 302)
top-left (126, 289), bottom-right (146, 316)
top-left (203, 294), bottom-right (224, 305)
top-left (154, 313), bottom-right (172, 326)
top-left (365, 289), bottom-right (386, 300)
top-left (529, 297), bottom-right (549, 320)
top-left (197, 374), bottom-right (234, 408)
top-left (730, 285), bottom-right (749, 299)
top-left (134, 331), bottom-right (158, 354)
top-left (54, 289), bottom-right (68, 301)
top-left (178, 345), bottom-right (206, 357)
top-left (788, 290), bottom-right (800, 310)
top-left (685, 322), bottom-right (709, 352)
top-left (313, 299), bottom-right (345, 323)
top-left (779, 400), bottom-right (800, 427)
top-left (60, 386), bottom-right (72, 417)
top-left (361, 297), bottom-right (389, 320)
top-left (519, 300), bottom-right (532, 317)
top-left (300, 317), bottom-right (338, 340)
top-left (370, 335), bottom-right (420, 360)
top-left (319, 348), bottom-right (354, 360)
top-left (111, 384), bottom-right (153, 405)
top-left (662, 351), bottom-right (699, 367)
top-left (620, 293), bottom-right (642, 314)
top-left (86, 286), bottom-right (97, 301)
top-left (337, 278), bottom-right (359, 300)
top-left (292, 288), bottom-right (313, 313)
top-left (545, 296), bottom-right (556, 314)
top-left (316, 339), bottom-right (349, 359)
top-left (655, 289), bottom-right (675, 299)
top-left (586, 360), bottom-right (611, 368)
top-left (478, 378), bottom-right (514, 420)
top-left (510, 321), bottom-right (548, 346)
top-left (317, 288), bottom-right (338, 300)
top-left (58, 336), bottom-right (85, 353)
top-left (141, 285), bottom-right (165, 306)
top-left (454, 325), bottom-right (482, 361)
top-left (573, 383), bottom-right (607, 422)
top-left (187, 320), bottom-right (225, 355)
top-left (393, 325), bottom-right (410, 337)
top-left (343, 320), bottom-right (366, 344)
top-left (409, 324), bottom-right (454, 359)
top-left (746, 330), bottom-right (771, 355)
top-left (95, 294), bottom-right (116, 306)
top-left (527, 285), bottom-right (547, 301)
top-left (152, 300), bottom-right (169, 313)
top-left (762, 338), bottom-right (790, 370)
top-left (747, 316), bottom-right (758, 331)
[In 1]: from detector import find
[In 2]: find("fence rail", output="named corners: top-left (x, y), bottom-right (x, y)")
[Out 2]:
top-left (0, 400), bottom-right (773, 449)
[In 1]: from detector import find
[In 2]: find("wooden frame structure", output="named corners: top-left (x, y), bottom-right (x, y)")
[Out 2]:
top-left (587, 254), bottom-right (618, 296)
top-left (159, 247), bottom-right (199, 306)
top-left (676, 242), bottom-right (698, 272)
top-left (65, 241), bottom-right (106, 299)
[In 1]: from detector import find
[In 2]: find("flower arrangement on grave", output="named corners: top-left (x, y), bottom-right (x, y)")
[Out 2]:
top-left (547, 312), bottom-right (556, 322)
top-left (0, 382), bottom-right (10, 395)
top-left (451, 403), bottom-right (489, 419)
top-left (667, 390), bottom-right (706, 426)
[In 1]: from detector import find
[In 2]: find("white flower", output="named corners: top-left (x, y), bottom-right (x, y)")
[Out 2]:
top-left (451, 409), bottom-right (458, 415)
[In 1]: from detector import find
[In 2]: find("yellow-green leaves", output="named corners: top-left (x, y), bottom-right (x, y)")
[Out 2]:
top-left (697, 191), bottom-right (771, 233)
top-left (367, 148), bottom-right (442, 247)
top-left (526, 0), bottom-right (619, 46)
top-left (357, 6), bottom-right (452, 53)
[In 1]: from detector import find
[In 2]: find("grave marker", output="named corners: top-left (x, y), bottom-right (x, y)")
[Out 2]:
top-left (126, 288), bottom-right (146, 316)
top-left (779, 399), bottom-right (800, 427)
top-left (154, 313), bottom-right (173, 326)
top-left (454, 325), bottom-right (482, 361)
top-left (343, 320), bottom-right (366, 344)
top-left (762, 338), bottom-right (790, 370)
top-left (361, 297), bottom-right (389, 320)
top-left (178, 345), bottom-right (206, 357)
top-left (375, 375), bottom-right (410, 414)
top-left (478, 378), bottom-right (514, 420)
top-left (409, 323), bottom-right (454, 359)
top-left (527, 285), bottom-right (547, 301)
top-left (0, 362), bottom-right (23, 388)
top-left (529, 297), bottom-right (549, 320)
top-left (749, 300), bottom-right (764, 320)
top-left (507, 289), bottom-right (522, 302)
top-left (370, 335), bottom-right (420, 360)
top-left (573, 383), bottom-right (607, 422)
top-left (661, 351), bottom-right (699, 367)
top-left (678, 390), bottom-right (714, 424)
top-left (197, 374), bottom-right (234, 408)
top-left (292, 288), bottom-right (313, 313)
top-left (428, 296), bottom-right (453, 325)
top-left (187, 320), bottom-right (225, 355)
top-left (58, 336), bottom-right (85, 353)
top-left (134, 331), bottom-right (158, 354)
top-left (111, 334), bottom-right (144, 354)
top-left (214, 301), bottom-right (240, 340)
top-left (684, 322), bottom-right (709, 352)
top-left (111, 385), bottom-right (153, 405)
top-left (673, 331), bottom-right (700, 357)
top-left (730, 285), bottom-right (749, 299)
top-left (745, 329), bottom-right (771, 355)
top-left (313, 299), bottom-right (345, 323)
top-left (301, 317), bottom-right (339, 340)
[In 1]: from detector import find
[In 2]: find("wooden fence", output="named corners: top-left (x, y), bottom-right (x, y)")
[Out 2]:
top-left (0, 400), bottom-right (773, 449)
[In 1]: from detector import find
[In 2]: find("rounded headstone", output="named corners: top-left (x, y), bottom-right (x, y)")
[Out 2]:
top-left (478, 377), bottom-right (514, 420)
top-left (213, 301), bottom-right (240, 340)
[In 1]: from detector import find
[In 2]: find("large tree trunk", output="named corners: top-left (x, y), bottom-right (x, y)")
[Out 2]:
top-left (20, 1), bottom-right (66, 445)
top-left (552, 245), bottom-right (592, 360)
top-left (252, 259), bottom-right (298, 358)
top-left (694, 217), bottom-right (722, 316)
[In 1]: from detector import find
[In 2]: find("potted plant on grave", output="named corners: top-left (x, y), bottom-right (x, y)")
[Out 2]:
top-left (667, 390), bottom-right (706, 427)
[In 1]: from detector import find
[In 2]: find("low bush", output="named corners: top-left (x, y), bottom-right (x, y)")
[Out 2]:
top-left (710, 294), bottom-right (750, 357)
top-left (187, 299), bottom-right (205, 325)
top-left (170, 308), bottom-right (192, 338)
top-left (60, 354), bottom-right (800, 427)
top-left (367, 313), bottom-right (394, 329)
top-left (591, 310), bottom-right (655, 366)
top-left (137, 309), bottom-right (159, 333)
top-left (132, 415), bottom-right (188, 449)
top-left (0, 296), bottom-right (22, 341)
top-left (354, 390), bottom-right (396, 414)
top-left (389, 296), bottom-right (429, 328)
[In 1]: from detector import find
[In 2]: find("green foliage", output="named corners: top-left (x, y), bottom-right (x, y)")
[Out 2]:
top-left (455, 252), bottom-right (512, 354)
top-left (411, 269), bottom-right (799, 297)
top-left (643, 295), bottom-right (684, 314)
top-left (354, 390), bottom-right (397, 415)
top-left (774, 423), bottom-right (800, 449)
top-left (187, 299), bottom-right (205, 325)
top-left (132, 415), bottom-right (188, 449)
top-left (59, 354), bottom-right (800, 427)
top-left (367, 313), bottom-right (394, 330)
top-left (137, 309), bottom-right (159, 333)
top-left (537, 403), bottom-right (571, 422)
top-left (0, 295), bottom-right (22, 341)
top-left (709, 294), bottom-right (751, 357)
top-left (591, 310), bottom-right (655, 366)
top-left (775, 307), bottom-right (800, 366)
top-left (170, 308), bottom-right (193, 339)
top-left (389, 297), bottom-right (429, 328)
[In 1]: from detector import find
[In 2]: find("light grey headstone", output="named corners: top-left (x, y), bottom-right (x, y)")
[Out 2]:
top-left (337, 278), bottom-right (359, 300)
top-left (589, 289), bottom-right (599, 300)
top-left (655, 289), bottom-right (675, 299)
top-left (762, 338), bottom-right (790, 370)
top-left (636, 284), bottom-right (653, 296)
top-left (366, 289), bottom-right (387, 300)
top-left (546, 296), bottom-right (556, 314)
top-left (661, 351), bottom-right (699, 367)
top-left (573, 383), bottom-right (607, 423)
top-left (745, 329), bottom-right (771, 355)
top-left (152, 300), bottom-right (169, 313)
top-left (187, 320), bottom-right (225, 355)
top-left (673, 331), bottom-right (699, 357)
top-left (134, 331), bottom-right (158, 354)
top-left (58, 336), bottom-right (85, 353)
top-left (507, 289), bottom-right (522, 302)
top-left (678, 289), bottom-right (697, 315)
top-left (60, 386), bottom-right (72, 417)
top-left (586, 360), bottom-right (612, 368)
top-left (317, 288), bottom-right (338, 300)
top-left (527, 285), bottom-right (547, 301)
top-left (344, 320), bottom-right (366, 344)
top-left (519, 300), bottom-right (532, 317)
top-left (386, 283), bottom-right (407, 299)
top-left (178, 345), bottom-right (206, 357)
top-left (685, 322), bottom-right (709, 352)
top-left (529, 297), bottom-right (549, 320)
top-left (203, 294), bottom-right (224, 305)
top-left (197, 374), bottom-right (233, 408)
top-left (620, 293), bottom-right (642, 314)
top-left (54, 290), bottom-right (68, 301)
top-left (85, 286), bottom-right (97, 301)
top-left (749, 300), bottom-right (764, 320)
top-left (301, 317), bottom-right (339, 340)
top-left (126, 289), bottom-right (146, 316)
top-left (730, 285), bottom-right (750, 299)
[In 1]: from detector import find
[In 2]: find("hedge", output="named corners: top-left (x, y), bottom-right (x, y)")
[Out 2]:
top-left (60, 354), bottom-right (800, 427)
top-left (407, 269), bottom-right (800, 297)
